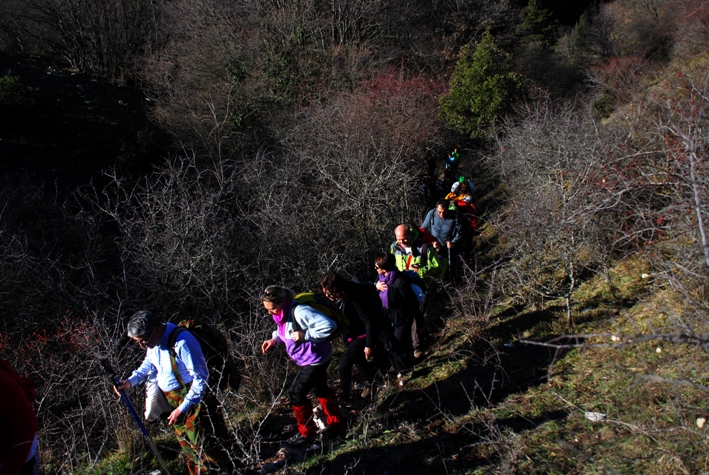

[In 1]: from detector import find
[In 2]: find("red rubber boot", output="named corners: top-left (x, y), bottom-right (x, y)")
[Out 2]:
top-left (318, 393), bottom-right (345, 428)
top-left (292, 403), bottom-right (317, 442)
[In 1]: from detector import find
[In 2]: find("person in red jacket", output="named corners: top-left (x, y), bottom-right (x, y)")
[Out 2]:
top-left (0, 362), bottom-right (40, 475)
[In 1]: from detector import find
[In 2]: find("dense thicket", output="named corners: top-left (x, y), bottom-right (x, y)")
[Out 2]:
top-left (0, 0), bottom-right (708, 472)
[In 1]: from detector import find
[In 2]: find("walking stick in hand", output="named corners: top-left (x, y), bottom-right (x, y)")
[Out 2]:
top-left (447, 244), bottom-right (453, 283)
top-left (101, 359), bottom-right (172, 475)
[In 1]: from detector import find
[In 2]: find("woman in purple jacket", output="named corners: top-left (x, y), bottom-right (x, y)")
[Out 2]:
top-left (261, 285), bottom-right (345, 445)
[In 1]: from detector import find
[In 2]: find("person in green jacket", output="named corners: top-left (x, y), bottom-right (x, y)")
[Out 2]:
top-left (390, 224), bottom-right (442, 284)
top-left (390, 224), bottom-right (441, 359)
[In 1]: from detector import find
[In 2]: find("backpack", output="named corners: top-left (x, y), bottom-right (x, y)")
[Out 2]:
top-left (290, 292), bottom-right (350, 341)
top-left (418, 226), bottom-right (439, 248)
top-left (0, 358), bottom-right (36, 404)
top-left (402, 269), bottom-right (427, 294)
top-left (167, 320), bottom-right (242, 392)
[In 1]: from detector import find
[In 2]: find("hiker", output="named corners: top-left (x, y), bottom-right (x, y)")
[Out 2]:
top-left (391, 224), bottom-right (440, 357)
top-left (261, 285), bottom-right (345, 446)
top-left (318, 272), bottom-right (383, 402)
top-left (114, 310), bottom-right (232, 475)
top-left (445, 148), bottom-right (460, 174)
top-left (435, 169), bottom-right (456, 200)
top-left (446, 176), bottom-right (477, 235)
top-left (446, 175), bottom-right (474, 204)
top-left (1, 361), bottom-right (40, 475)
top-left (391, 224), bottom-right (442, 283)
top-left (422, 198), bottom-right (464, 252)
top-left (373, 252), bottom-right (424, 386)
top-left (421, 198), bottom-right (464, 279)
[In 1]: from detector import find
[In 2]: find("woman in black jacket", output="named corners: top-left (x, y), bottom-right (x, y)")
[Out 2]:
top-left (319, 271), bottom-right (383, 401)
top-left (373, 252), bottom-right (422, 386)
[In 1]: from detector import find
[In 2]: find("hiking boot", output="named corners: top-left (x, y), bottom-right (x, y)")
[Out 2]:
top-left (319, 422), bottom-right (346, 441)
top-left (285, 432), bottom-right (315, 448)
top-left (337, 390), bottom-right (352, 405)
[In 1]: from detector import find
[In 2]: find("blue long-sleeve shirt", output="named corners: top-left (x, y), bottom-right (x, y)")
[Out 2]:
top-left (127, 322), bottom-right (209, 413)
top-left (421, 208), bottom-right (463, 247)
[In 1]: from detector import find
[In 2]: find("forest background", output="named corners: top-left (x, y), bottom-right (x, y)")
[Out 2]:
top-left (1, 0), bottom-right (708, 473)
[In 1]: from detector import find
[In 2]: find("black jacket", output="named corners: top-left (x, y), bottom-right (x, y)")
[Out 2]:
top-left (340, 281), bottom-right (383, 348)
top-left (384, 272), bottom-right (422, 327)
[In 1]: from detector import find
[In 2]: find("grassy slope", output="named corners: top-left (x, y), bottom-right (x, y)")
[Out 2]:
top-left (82, 240), bottom-right (708, 475)
top-left (9, 32), bottom-right (707, 474)
top-left (283, 258), bottom-right (707, 475)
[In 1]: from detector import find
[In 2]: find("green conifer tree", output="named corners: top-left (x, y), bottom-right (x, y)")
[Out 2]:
top-left (439, 32), bottom-right (521, 139)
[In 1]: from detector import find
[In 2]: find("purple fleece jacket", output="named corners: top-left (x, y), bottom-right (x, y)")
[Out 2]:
top-left (272, 300), bottom-right (333, 366)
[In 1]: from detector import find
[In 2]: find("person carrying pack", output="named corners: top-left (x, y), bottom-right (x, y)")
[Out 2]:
top-left (446, 148), bottom-right (460, 173)
top-left (390, 224), bottom-right (442, 284)
top-left (167, 320), bottom-right (241, 393)
top-left (421, 198), bottom-right (465, 280)
top-left (390, 224), bottom-right (438, 357)
top-left (114, 311), bottom-right (234, 475)
top-left (261, 286), bottom-right (345, 447)
top-left (1, 358), bottom-right (40, 475)
top-left (144, 319), bottom-right (242, 423)
top-left (290, 292), bottom-right (350, 340)
top-left (318, 272), bottom-right (383, 402)
top-left (374, 252), bottom-right (424, 385)
top-left (446, 175), bottom-right (477, 232)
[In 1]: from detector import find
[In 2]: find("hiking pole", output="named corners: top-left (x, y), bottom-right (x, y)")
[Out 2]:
top-left (101, 359), bottom-right (172, 475)
top-left (447, 244), bottom-right (453, 283)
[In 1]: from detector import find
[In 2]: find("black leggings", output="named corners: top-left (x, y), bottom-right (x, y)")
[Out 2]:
top-left (380, 324), bottom-right (413, 373)
top-left (338, 337), bottom-right (377, 393)
top-left (289, 358), bottom-right (333, 406)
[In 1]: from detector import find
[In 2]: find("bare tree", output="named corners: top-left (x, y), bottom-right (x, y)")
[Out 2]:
top-left (13, 0), bottom-right (165, 81)
top-left (488, 99), bottom-right (629, 325)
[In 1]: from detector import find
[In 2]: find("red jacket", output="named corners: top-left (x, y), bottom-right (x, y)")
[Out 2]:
top-left (0, 368), bottom-right (37, 475)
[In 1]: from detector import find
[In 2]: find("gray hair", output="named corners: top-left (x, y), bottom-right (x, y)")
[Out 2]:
top-left (261, 285), bottom-right (296, 306)
top-left (126, 310), bottom-right (161, 339)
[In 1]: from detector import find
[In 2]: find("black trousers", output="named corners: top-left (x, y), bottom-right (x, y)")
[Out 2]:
top-left (338, 337), bottom-right (377, 394)
top-left (380, 324), bottom-right (413, 373)
top-left (289, 358), bottom-right (333, 406)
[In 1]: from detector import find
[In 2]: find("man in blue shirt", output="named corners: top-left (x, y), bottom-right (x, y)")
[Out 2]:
top-left (422, 199), bottom-right (463, 249)
top-left (115, 310), bottom-right (232, 475)
top-left (421, 198), bottom-right (464, 278)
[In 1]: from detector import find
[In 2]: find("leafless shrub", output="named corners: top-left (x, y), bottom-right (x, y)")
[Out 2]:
top-left (0, 178), bottom-right (113, 333)
top-left (587, 63), bottom-right (709, 334)
top-left (12, 0), bottom-right (164, 81)
top-left (449, 258), bottom-right (503, 341)
top-left (270, 68), bottom-right (447, 277)
top-left (0, 309), bottom-right (141, 473)
top-left (77, 154), bottom-right (260, 314)
top-left (638, 65), bottom-right (709, 335)
top-left (585, 0), bottom-right (674, 63)
top-left (589, 54), bottom-right (652, 108)
top-left (487, 99), bottom-right (630, 325)
top-left (672, 0), bottom-right (709, 58)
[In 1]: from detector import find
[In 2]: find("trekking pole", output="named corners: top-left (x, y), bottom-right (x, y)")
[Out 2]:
top-left (447, 245), bottom-right (453, 283)
top-left (101, 359), bottom-right (172, 475)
